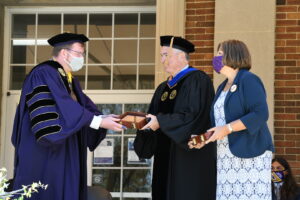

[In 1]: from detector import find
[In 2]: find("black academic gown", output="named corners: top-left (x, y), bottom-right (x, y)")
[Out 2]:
top-left (134, 67), bottom-right (216, 200)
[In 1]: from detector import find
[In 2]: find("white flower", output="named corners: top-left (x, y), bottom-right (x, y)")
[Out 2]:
top-left (0, 167), bottom-right (47, 200)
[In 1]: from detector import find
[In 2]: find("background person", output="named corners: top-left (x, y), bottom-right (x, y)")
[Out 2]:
top-left (272, 156), bottom-right (300, 200)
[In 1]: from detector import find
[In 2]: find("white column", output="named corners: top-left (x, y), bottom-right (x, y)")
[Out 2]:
top-left (214, 0), bottom-right (275, 132)
top-left (155, 0), bottom-right (186, 86)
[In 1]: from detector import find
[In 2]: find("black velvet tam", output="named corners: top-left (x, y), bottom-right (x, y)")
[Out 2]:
top-left (48, 32), bottom-right (89, 47)
top-left (160, 35), bottom-right (195, 53)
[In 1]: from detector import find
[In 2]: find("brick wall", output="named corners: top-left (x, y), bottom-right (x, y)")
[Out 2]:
top-left (185, 0), bottom-right (215, 78)
top-left (275, 0), bottom-right (300, 184)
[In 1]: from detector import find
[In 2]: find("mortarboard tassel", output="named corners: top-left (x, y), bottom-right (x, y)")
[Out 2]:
top-left (165, 37), bottom-right (175, 79)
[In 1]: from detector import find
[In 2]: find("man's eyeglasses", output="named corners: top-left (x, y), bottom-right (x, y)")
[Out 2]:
top-left (65, 48), bottom-right (86, 57)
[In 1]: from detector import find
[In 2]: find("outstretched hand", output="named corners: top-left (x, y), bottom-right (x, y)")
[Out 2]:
top-left (141, 114), bottom-right (160, 131)
top-left (100, 116), bottom-right (125, 132)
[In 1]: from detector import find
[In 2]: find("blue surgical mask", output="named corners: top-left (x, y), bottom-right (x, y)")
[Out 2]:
top-left (65, 53), bottom-right (84, 72)
top-left (272, 170), bottom-right (285, 183)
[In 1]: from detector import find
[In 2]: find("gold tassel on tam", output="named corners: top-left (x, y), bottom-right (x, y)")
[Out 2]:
top-left (165, 36), bottom-right (175, 67)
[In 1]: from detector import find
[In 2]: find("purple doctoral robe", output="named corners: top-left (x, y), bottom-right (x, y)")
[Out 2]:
top-left (11, 60), bottom-right (106, 200)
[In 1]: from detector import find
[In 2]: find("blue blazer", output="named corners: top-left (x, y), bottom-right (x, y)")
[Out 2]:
top-left (210, 69), bottom-right (274, 158)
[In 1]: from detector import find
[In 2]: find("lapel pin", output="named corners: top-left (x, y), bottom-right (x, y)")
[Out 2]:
top-left (230, 84), bottom-right (237, 92)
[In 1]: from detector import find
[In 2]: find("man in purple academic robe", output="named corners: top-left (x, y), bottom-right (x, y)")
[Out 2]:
top-left (11, 33), bottom-right (124, 200)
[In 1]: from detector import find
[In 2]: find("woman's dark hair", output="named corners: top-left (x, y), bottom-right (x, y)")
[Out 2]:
top-left (217, 39), bottom-right (251, 70)
top-left (272, 156), bottom-right (299, 200)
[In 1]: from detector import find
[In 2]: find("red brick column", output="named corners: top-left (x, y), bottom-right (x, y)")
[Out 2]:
top-left (185, 0), bottom-right (215, 78)
top-left (275, 0), bottom-right (300, 183)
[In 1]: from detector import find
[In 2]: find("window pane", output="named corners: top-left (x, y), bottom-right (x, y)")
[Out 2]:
top-left (89, 14), bottom-right (112, 38)
top-left (96, 104), bottom-right (122, 116)
top-left (113, 65), bottom-right (136, 89)
top-left (87, 65), bottom-right (111, 89)
top-left (139, 39), bottom-right (155, 63)
top-left (115, 14), bottom-right (138, 38)
top-left (64, 14), bottom-right (87, 35)
top-left (92, 169), bottom-right (120, 192)
top-left (88, 40), bottom-right (112, 64)
top-left (12, 14), bottom-right (35, 38)
top-left (37, 45), bottom-right (52, 64)
top-left (123, 169), bottom-right (152, 192)
top-left (114, 40), bottom-right (137, 63)
top-left (140, 13), bottom-right (156, 37)
top-left (93, 136), bottom-right (121, 167)
top-left (124, 103), bottom-right (149, 113)
top-left (38, 14), bottom-right (61, 38)
top-left (139, 65), bottom-right (154, 89)
top-left (11, 44), bottom-right (35, 64)
top-left (10, 65), bottom-right (34, 90)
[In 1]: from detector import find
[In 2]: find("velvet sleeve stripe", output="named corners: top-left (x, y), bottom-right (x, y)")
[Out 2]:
top-left (25, 85), bottom-right (50, 103)
top-left (31, 112), bottom-right (59, 128)
top-left (28, 99), bottom-right (55, 113)
top-left (35, 125), bottom-right (62, 141)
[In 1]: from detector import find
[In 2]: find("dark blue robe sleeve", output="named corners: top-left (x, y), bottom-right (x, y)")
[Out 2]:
top-left (24, 65), bottom-right (95, 146)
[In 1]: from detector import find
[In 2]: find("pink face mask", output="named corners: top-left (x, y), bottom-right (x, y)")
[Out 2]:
top-left (212, 55), bottom-right (224, 73)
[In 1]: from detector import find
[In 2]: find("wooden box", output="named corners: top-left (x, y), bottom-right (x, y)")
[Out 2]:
top-left (119, 112), bottom-right (148, 130)
top-left (190, 131), bottom-right (214, 145)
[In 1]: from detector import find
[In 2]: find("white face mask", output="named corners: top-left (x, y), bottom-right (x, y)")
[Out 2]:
top-left (65, 53), bottom-right (84, 72)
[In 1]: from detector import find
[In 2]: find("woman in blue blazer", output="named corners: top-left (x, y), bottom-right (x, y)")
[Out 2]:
top-left (191, 40), bottom-right (274, 199)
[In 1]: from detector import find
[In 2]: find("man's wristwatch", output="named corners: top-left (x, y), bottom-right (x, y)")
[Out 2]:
top-left (227, 123), bottom-right (233, 133)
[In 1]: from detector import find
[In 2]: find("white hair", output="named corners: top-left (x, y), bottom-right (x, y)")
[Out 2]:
top-left (173, 48), bottom-right (190, 61)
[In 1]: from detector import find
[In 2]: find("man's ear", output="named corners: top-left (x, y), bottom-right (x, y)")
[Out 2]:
top-left (61, 49), bottom-right (68, 58)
